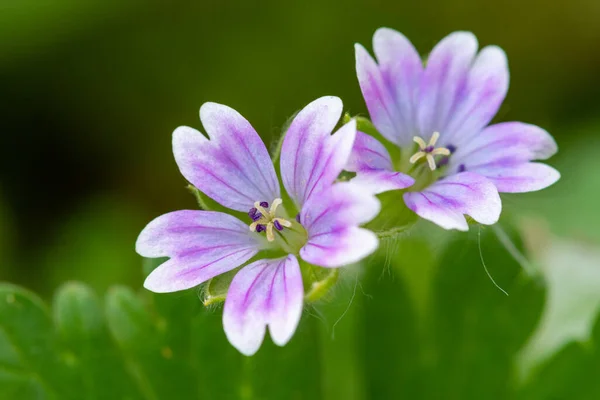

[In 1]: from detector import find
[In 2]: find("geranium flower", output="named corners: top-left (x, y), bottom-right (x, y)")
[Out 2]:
top-left (136, 97), bottom-right (380, 355)
top-left (350, 28), bottom-right (560, 230)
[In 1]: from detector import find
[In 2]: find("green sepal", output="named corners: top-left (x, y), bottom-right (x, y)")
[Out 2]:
top-left (202, 268), bottom-right (238, 306)
top-left (303, 265), bottom-right (340, 303)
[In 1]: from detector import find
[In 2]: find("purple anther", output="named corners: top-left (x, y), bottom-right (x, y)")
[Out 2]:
top-left (259, 201), bottom-right (269, 208)
top-left (437, 157), bottom-right (450, 168)
top-left (248, 207), bottom-right (258, 219)
top-left (424, 145), bottom-right (434, 153)
top-left (295, 214), bottom-right (301, 223)
top-left (273, 220), bottom-right (283, 231)
top-left (458, 164), bottom-right (466, 173)
top-left (446, 144), bottom-right (457, 153)
top-left (248, 207), bottom-right (261, 221)
top-left (255, 224), bottom-right (266, 233)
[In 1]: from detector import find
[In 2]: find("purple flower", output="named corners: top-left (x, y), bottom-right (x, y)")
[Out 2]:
top-left (136, 97), bottom-right (380, 355)
top-left (350, 28), bottom-right (560, 230)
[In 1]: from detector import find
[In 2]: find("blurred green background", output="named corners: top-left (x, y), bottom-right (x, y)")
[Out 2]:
top-left (1, 0), bottom-right (600, 399)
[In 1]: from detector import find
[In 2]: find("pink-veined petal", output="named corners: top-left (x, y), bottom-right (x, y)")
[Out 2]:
top-left (223, 255), bottom-right (304, 356)
top-left (417, 32), bottom-right (479, 141)
top-left (280, 96), bottom-right (355, 208)
top-left (351, 169), bottom-right (414, 195)
top-left (447, 122), bottom-right (560, 193)
top-left (371, 27), bottom-right (423, 146)
top-left (451, 122), bottom-right (558, 170)
top-left (473, 162), bottom-right (560, 193)
top-left (355, 43), bottom-right (406, 147)
top-left (403, 172), bottom-right (501, 231)
top-left (136, 210), bottom-right (262, 293)
top-left (346, 131), bottom-right (394, 172)
top-left (440, 45), bottom-right (510, 146)
top-left (300, 183), bottom-right (380, 267)
top-left (173, 103), bottom-right (279, 212)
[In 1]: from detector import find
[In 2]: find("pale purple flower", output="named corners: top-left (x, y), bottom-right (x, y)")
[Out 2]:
top-left (136, 97), bottom-right (380, 355)
top-left (350, 28), bottom-right (560, 230)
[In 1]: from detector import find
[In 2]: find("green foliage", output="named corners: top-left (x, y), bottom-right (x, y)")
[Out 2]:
top-left (2, 227), bottom-right (600, 399)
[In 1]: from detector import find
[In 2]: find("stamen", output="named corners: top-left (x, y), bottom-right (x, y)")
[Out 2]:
top-left (248, 198), bottom-right (293, 242)
top-left (274, 218), bottom-right (292, 228)
top-left (409, 151), bottom-right (426, 164)
top-left (266, 223), bottom-right (275, 241)
top-left (413, 136), bottom-right (427, 149)
top-left (410, 132), bottom-right (452, 171)
top-left (248, 207), bottom-right (262, 222)
top-left (431, 148), bottom-right (450, 156)
top-left (269, 198), bottom-right (282, 216)
top-left (458, 164), bottom-right (466, 173)
top-left (426, 154), bottom-right (436, 171)
top-left (254, 202), bottom-right (270, 218)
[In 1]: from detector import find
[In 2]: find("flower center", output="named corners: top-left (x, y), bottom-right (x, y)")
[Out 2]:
top-left (409, 132), bottom-right (451, 171)
top-left (248, 198), bottom-right (293, 242)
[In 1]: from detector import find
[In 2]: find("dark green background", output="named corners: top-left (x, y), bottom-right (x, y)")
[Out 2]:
top-left (1, 0), bottom-right (600, 399)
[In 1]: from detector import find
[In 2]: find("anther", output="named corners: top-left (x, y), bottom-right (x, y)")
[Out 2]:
top-left (410, 131), bottom-right (452, 171)
top-left (248, 198), bottom-right (293, 242)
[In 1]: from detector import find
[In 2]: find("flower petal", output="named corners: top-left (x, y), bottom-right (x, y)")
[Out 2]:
top-left (441, 45), bottom-right (510, 146)
top-left (173, 103), bottom-right (279, 212)
top-left (280, 97), bottom-right (355, 208)
top-left (300, 182), bottom-right (380, 267)
top-left (369, 28), bottom-right (423, 146)
top-left (471, 162), bottom-right (560, 193)
top-left (418, 32), bottom-right (479, 138)
top-left (447, 122), bottom-right (560, 193)
top-left (351, 169), bottom-right (414, 195)
top-left (136, 210), bottom-right (262, 293)
top-left (418, 32), bottom-right (479, 139)
top-left (355, 43), bottom-right (405, 147)
top-left (346, 131), bottom-right (394, 171)
top-left (451, 122), bottom-right (558, 170)
top-left (223, 255), bottom-right (304, 356)
top-left (403, 172), bottom-right (501, 231)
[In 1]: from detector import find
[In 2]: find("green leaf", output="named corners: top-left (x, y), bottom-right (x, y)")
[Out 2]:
top-left (53, 282), bottom-right (139, 400)
top-left (2, 221), bottom-right (600, 399)
top-left (0, 283), bottom-right (63, 399)
top-left (358, 254), bottom-right (421, 399)
top-left (516, 230), bottom-right (600, 381)
top-left (104, 285), bottom-right (196, 400)
top-left (425, 225), bottom-right (544, 399)
top-left (54, 282), bottom-right (103, 341)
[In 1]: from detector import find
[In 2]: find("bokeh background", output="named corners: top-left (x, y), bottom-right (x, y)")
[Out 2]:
top-left (1, 0), bottom-right (600, 399)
